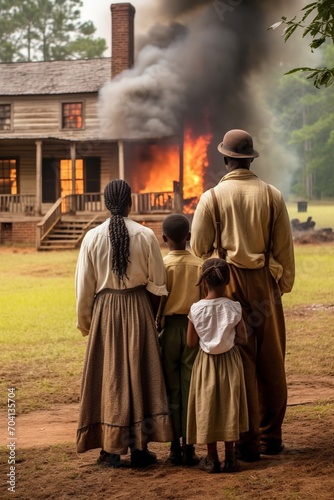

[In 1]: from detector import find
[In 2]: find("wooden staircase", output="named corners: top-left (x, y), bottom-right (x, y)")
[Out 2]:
top-left (38, 215), bottom-right (105, 251)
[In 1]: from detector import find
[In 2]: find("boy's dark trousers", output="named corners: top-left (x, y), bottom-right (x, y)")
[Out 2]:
top-left (159, 314), bottom-right (198, 439)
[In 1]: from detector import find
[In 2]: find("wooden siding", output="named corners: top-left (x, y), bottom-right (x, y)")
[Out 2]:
top-left (0, 94), bottom-right (103, 141)
top-left (101, 143), bottom-right (119, 188)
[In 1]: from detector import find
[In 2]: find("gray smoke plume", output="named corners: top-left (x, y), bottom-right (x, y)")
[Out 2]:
top-left (99, 0), bottom-right (315, 193)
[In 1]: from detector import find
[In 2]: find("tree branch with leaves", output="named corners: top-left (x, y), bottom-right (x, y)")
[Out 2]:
top-left (269, 0), bottom-right (334, 88)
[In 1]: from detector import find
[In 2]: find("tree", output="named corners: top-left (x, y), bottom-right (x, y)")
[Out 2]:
top-left (269, 0), bottom-right (334, 88)
top-left (271, 43), bottom-right (334, 199)
top-left (0, 0), bottom-right (107, 62)
top-left (0, 0), bottom-right (20, 62)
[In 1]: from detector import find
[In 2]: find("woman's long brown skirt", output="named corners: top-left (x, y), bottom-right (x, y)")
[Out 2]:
top-left (77, 287), bottom-right (173, 455)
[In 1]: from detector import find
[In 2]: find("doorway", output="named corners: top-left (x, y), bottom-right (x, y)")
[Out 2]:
top-left (60, 159), bottom-right (84, 198)
top-left (42, 158), bottom-right (100, 203)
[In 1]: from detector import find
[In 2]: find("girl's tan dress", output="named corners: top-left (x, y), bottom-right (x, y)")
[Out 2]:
top-left (187, 346), bottom-right (248, 444)
top-left (187, 297), bottom-right (248, 445)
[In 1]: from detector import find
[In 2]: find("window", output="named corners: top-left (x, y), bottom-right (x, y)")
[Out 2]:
top-left (60, 159), bottom-right (84, 211)
top-left (62, 102), bottom-right (83, 129)
top-left (60, 159), bottom-right (84, 197)
top-left (0, 104), bottom-right (11, 131)
top-left (0, 159), bottom-right (17, 194)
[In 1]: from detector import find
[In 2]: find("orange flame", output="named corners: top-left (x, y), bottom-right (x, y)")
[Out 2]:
top-left (138, 128), bottom-right (212, 213)
top-left (137, 143), bottom-right (179, 193)
top-left (183, 129), bottom-right (211, 212)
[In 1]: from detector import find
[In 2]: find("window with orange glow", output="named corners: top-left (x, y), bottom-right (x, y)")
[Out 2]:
top-left (60, 159), bottom-right (84, 197)
top-left (62, 102), bottom-right (83, 129)
top-left (0, 159), bottom-right (17, 194)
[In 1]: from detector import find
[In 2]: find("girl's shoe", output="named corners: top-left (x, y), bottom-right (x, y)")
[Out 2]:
top-left (199, 456), bottom-right (221, 473)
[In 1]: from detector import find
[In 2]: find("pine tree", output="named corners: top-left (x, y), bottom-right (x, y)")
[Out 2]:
top-left (0, 0), bottom-right (107, 62)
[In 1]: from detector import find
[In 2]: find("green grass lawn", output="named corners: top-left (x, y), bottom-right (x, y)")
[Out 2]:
top-left (282, 244), bottom-right (334, 309)
top-left (0, 228), bottom-right (333, 413)
top-left (284, 200), bottom-right (334, 309)
top-left (0, 251), bottom-right (83, 412)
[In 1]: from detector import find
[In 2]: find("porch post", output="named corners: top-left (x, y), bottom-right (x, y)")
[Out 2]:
top-left (70, 142), bottom-right (77, 212)
top-left (173, 132), bottom-right (184, 213)
top-left (118, 140), bottom-right (124, 179)
top-left (35, 140), bottom-right (42, 215)
top-left (70, 142), bottom-right (76, 194)
top-left (179, 131), bottom-right (184, 199)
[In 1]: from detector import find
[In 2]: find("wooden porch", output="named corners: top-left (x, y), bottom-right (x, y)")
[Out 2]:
top-left (0, 191), bottom-right (178, 250)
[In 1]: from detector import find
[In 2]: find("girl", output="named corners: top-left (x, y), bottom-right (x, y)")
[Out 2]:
top-left (75, 179), bottom-right (173, 467)
top-left (186, 258), bottom-right (248, 473)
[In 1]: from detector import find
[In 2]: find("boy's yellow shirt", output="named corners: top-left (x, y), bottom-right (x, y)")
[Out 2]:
top-left (161, 249), bottom-right (204, 317)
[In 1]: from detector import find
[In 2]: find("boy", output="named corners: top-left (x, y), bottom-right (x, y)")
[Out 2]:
top-left (158, 214), bottom-right (204, 466)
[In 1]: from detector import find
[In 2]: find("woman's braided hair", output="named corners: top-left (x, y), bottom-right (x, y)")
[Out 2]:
top-left (104, 179), bottom-right (131, 282)
top-left (197, 258), bottom-right (230, 288)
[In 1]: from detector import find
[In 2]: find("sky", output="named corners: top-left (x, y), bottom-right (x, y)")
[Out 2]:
top-left (81, 0), bottom-right (150, 56)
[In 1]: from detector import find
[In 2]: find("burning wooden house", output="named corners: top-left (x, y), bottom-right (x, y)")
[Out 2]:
top-left (3, 0), bottom-right (293, 249)
top-left (0, 3), bottom-right (212, 249)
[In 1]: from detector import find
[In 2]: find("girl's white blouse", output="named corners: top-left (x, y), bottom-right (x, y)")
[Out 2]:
top-left (188, 297), bottom-right (242, 354)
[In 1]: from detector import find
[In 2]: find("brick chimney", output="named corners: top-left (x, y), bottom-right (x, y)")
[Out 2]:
top-left (111, 3), bottom-right (136, 78)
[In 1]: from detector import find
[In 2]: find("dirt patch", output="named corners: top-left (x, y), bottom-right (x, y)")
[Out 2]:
top-left (292, 230), bottom-right (334, 244)
top-left (1, 376), bottom-right (333, 499)
top-left (1, 375), bottom-right (333, 450)
top-left (0, 245), bottom-right (37, 254)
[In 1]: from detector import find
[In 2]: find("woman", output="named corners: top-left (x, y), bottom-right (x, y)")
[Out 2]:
top-left (75, 179), bottom-right (173, 467)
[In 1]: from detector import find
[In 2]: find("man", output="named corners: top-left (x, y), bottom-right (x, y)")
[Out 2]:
top-left (190, 129), bottom-right (295, 462)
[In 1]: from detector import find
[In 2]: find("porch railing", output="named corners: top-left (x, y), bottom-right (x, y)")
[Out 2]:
top-left (63, 191), bottom-right (175, 214)
top-left (0, 191), bottom-right (176, 216)
top-left (36, 198), bottom-right (62, 248)
top-left (0, 194), bottom-right (36, 215)
top-left (62, 193), bottom-right (104, 213)
top-left (131, 192), bottom-right (174, 213)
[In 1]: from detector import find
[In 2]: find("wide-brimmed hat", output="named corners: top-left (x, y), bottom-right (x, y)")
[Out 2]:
top-left (218, 129), bottom-right (259, 158)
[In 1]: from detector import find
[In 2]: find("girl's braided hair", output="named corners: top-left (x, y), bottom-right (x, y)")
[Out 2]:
top-left (197, 258), bottom-right (230, 287)
top-left (104, 179), bottom-right (131, 282)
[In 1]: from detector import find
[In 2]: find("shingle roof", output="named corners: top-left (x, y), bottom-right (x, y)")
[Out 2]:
top-left (0, 58), bottom-right (112, 95)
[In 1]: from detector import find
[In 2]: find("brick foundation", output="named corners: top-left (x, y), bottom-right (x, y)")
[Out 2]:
top-left (0, 216), bottom-right (168, 248)
top-left (0, 220), bottom-right (37, 245)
